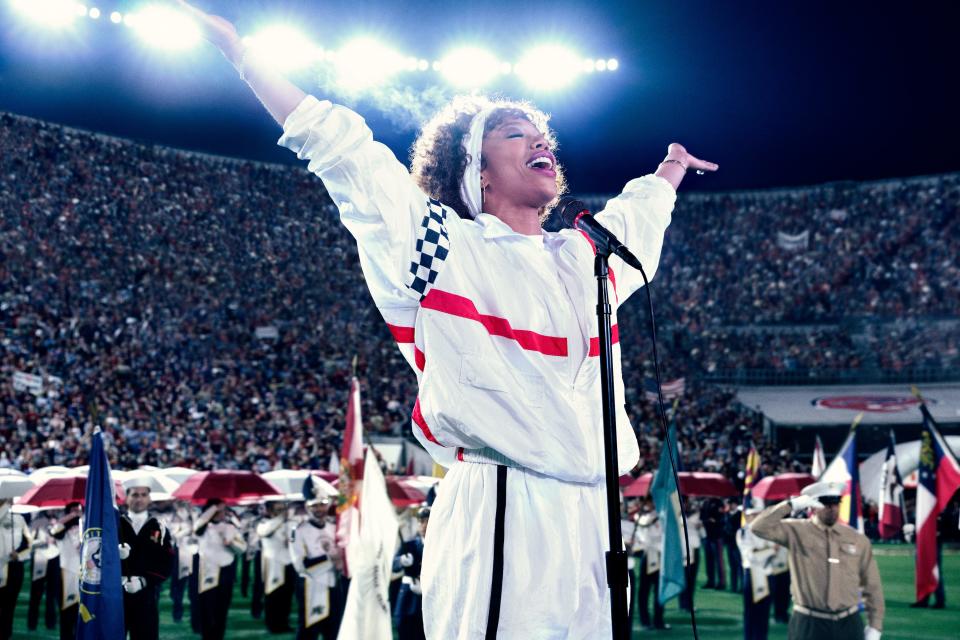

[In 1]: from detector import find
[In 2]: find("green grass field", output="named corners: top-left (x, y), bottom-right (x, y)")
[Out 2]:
top-left (10, 547), bottom-right (959, 639)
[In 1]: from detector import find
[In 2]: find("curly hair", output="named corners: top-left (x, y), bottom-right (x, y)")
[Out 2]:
top-left (409, 95), bottom-right (567, 223)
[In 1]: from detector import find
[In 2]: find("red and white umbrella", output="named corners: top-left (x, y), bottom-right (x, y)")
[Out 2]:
top-left (17, 474), bottom-right (125, 507)
top-left (172, 471), bottom-right (281, 505)
top-left (751, 473), bottom-right (816, 500)
top-left (623, 472), bottom-right (738, 498)
top-left (385, 476), bottom-right (427, 508)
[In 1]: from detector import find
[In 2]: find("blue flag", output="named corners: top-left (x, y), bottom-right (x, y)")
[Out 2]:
top-left (651, 424), bottom-right (686, 605)
top-left (77, 429), bottom-right (125, 639)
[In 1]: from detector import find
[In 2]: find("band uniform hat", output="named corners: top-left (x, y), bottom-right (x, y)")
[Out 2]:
top-left (801, 480), bottom-right (845, 505)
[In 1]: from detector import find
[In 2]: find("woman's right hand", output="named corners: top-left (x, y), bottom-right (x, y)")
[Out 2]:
top-left (175, 0), bottom-right (244, 66)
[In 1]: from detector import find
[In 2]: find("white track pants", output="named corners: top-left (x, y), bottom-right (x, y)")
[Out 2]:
top-left (422, 462), bottom-right (622, 639)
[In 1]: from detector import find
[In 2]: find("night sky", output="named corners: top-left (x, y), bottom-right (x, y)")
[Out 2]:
top-left (2, 0), bottom-right (958, 194)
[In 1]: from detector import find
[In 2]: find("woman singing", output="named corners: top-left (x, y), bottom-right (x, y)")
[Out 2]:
top-left (177, 2), bottom-right (717, 637)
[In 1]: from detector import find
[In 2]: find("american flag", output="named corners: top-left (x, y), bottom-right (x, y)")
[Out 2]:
top-left (643, 377), bottom-right (686, 402)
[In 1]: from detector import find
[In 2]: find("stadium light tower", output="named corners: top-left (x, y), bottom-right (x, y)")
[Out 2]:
top-left (335, 37), bottom-right (406, 92)
top-left (439, 47), bottom-right (502, 89)
top-left (516, 44), bottom-right (585, 91)
top-left (128, 5), bottom-right (201, 51)
top-left (243, 25), bottom-right (322, 74)
top-left (9, 0), bottom-right (86, 27)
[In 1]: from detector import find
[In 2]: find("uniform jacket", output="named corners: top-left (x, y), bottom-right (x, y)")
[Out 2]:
top-left (119, 513), bottom-right (175, 587)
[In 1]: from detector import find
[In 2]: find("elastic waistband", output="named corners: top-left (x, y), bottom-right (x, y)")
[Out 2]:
top-left (457, 447), bottom-right (523, 469)
top-left (793, 604), bottom-right (859, 621)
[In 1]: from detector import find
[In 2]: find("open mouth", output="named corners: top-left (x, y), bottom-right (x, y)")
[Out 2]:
top-left (526, 152), bottom-right (556, 176)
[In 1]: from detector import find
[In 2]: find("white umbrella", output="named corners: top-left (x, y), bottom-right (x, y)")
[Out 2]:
top-left (0, 476), bottom-right (36, 500)
top-left (155, 467), bottom-right (200, 485)
top-left (27, 466), bottom-right (79, 482)
top-left (119, 470), bottom-right (181, 495)
top-left (262, 470), bottom-right (337, 498)
top-left (0, 469), bottom-right (26, 477)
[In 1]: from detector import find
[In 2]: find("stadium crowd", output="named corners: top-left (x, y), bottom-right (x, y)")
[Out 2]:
top-left (1, 112), bottom-right (958, 477)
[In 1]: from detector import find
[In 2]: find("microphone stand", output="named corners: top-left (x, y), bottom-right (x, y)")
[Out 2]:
top-left (594, 251), bottom-right (629, 640)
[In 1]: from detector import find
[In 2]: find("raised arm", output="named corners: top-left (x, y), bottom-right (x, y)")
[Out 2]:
top-left (176, 0), bottom-right (305, 126)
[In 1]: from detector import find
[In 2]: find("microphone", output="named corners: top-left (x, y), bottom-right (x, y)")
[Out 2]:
top-left (556, 198), bottom-right (644, 272)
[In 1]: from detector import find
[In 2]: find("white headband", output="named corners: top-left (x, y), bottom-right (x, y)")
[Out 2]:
top-left (458, 106), bottom-right (496, 219)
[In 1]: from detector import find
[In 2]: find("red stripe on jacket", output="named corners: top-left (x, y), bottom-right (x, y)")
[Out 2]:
top-left (421, 289), bottom-right (568, 357)
top-left (588, 324), bottom-right (620, 357)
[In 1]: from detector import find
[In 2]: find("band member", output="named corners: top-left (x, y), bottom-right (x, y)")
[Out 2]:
top-left (119, 481), bottom-right (175, 640)
top-left (163, 500), bottom-right (195, 623)
top-left (256, 499), bottom-right (296, 632)
top-left (635, 502), bottom-right (667, 631)
top-left (679, 501), bottom-right (705, 612)
top-left (193, 499), bottom-right (247, 640)
top-left (0, 499), bottom-right (32, 640)
top-left (49, 501), bottom-right (82, 640)
top-left (290, 493), bottom-right (342, 640)
top-left (26, 510), bottom-right (58, 631)
top-left (393, 506), bottom-right (430, 640)
top-left (738, 505), bottom-right (774, 640)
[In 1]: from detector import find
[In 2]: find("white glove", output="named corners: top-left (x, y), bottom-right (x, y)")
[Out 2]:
top-left (789, 495), bottom-right (824, 511)
top-left (122, 576), bottom-right (145, 594)
top-left (865, 626), bottom-right (881, 640)
top-left (399, 553), bottom-right (414, 568)
top-left (118, 543), bottom-right (131, 560)
top-left (409, 578), bottom-right (422, 595)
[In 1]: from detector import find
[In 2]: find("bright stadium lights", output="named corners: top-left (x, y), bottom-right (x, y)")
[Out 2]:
top-left (243, 25), bottom-right (322, 73)
top-left (515, 45), bottom-right (584, 90)
top-left (335, 37), bottom-right (406, 91)
top-left (438, 47), bottom-right (502, 88)
top-left (88, 6), bottom-right (99, 19)
top-left (10, 0), bottom-right (86, 27)
top-left (607, 58), bottom-right (619, 71)
top-left (128, 5), bottom-right (201, 51)
top-left (109, 11), bottom-right (121, 24)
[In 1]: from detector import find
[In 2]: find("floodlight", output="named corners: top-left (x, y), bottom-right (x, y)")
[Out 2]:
top-left (88, 6), bottom-right (99, 19)
top-left (129, 5), bottom-right (201, 51)
top-left (515, 45), bottom-right (583, 90)
top-left (596, 59), bottom-right (607, 72)
top-left (335, 38), bottom-right (405, 91)
top-left (109, 11), bottom-right (121, 24)
top-left (607, 58), bottom-right (619, 71)
top-left (10, 0), bottom-right (85, 27)
top-left (243, 25), bottom-right (322, 73)
top-left (417, 59), bottom-right (429, 71)
top-left (581, 58), bottom-right (596, 73)
top-left (439, 47), bottom-right (501, 88)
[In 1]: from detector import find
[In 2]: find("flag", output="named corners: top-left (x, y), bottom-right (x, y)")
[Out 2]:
top-left (820, 413), bottom-right (863, 531)
top-left (776, 229), bottom-right (809, 251)
top-left (877, 430), bottom-right (905, 540)
top-left (77, 428), bottom-right (124, 640)
top-left (643, 377), bottom-right (685, 402)
top-left (337, 377), bottom-right (365, 577)
top-left (812, 434), bottom-right (826, 479)
top-left (915, 403), bottom-right (960, 601)
top-left (741, 446), bottom-right (761, 526)
top-left (337, 449), bottom-right (399, 640)
top-left (651, 424), bottom-right (686, 605)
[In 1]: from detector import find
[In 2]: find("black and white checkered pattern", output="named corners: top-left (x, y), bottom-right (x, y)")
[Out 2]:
top-left (406, 198), bottom-right (450, 299)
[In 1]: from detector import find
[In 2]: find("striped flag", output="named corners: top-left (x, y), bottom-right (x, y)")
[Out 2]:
top-left (812, 434), bottom-right (826, 479)
top-left (337, 376), bottom-right (365, 577)
top-left (877, 430), bottom-right (905, 540)
top-left (821, 413), bottom-right (863, 532)
top-left (643, 377), bottom-right (685, 402)
top-left (741, 446), bottom-right (761, 526)
top-left (915, 403), bottom-right (960, 602)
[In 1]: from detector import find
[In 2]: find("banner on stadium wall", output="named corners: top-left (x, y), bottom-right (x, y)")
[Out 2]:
top-left (736, 383), bottom-right (960, 426)
top-left (12, 371), bottom-right (63, 396)
top-left (776, 230), bottom-right (809, 251)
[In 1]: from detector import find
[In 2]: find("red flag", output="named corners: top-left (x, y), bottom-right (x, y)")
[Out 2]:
top-left (915, 404), bottom-right (960, 601)
top-left (877, 430), bottom-right (904, 539)
top-left (337, 376), bottom-right (365, 577)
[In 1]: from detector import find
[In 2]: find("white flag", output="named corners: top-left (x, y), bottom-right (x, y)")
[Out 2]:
top-left (812, 435), bottom-right (826, 478)
top-left (337, 450), bottom-right (399, 640)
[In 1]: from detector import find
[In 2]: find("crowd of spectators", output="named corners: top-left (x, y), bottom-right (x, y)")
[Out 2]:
top-left (1, 112), bottom-right (956, 474)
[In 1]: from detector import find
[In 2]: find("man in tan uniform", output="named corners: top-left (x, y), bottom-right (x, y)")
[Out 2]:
top-left (751, 481), bottom-right (884, 640)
